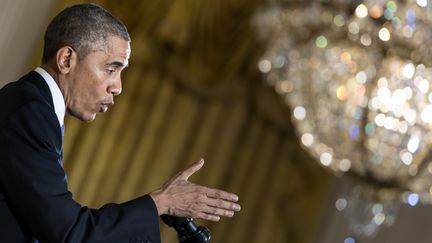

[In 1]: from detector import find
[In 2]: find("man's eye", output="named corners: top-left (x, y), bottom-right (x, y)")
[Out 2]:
top-left (107, 69), bottom-right (116, 74)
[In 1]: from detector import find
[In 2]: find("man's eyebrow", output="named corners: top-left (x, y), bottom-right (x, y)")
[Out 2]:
top-left (106, 61), bottom-right (128, 68)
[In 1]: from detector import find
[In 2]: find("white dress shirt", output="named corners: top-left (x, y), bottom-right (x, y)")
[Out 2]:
top-left (34, 67), bottom-right (66, 127)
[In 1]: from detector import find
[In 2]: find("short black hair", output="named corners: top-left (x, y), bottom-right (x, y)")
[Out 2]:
top-left (42, 3), bottom-right (130, 63)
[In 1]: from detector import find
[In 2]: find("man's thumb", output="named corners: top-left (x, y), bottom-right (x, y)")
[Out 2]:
top-left (178, 158), bottom-right (204, 181)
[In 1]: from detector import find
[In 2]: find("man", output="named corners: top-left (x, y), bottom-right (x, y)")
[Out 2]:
top-left (0, 4), bottom-right (240, 243)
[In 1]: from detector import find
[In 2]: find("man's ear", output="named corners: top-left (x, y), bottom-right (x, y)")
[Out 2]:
top-left (56, 46), bottom-right (76, 74)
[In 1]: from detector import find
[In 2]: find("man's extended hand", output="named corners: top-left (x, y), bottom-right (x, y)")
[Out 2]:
top-left (149, 159), bottom-right (241, 222)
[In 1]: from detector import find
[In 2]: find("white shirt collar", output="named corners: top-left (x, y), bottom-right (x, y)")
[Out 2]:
top-left (34, 67), bottom-right (66, 127)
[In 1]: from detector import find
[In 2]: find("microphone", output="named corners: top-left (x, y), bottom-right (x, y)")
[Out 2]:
top-left (161, 215), bottom-right (211, 243)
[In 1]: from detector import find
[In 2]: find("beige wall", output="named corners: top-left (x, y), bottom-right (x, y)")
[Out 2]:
top-left (0, 0), bottom-right (57, 87)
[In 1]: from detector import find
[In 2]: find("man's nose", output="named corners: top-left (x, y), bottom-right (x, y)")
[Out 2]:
top-left (109, 78), bottom-right (122, 96)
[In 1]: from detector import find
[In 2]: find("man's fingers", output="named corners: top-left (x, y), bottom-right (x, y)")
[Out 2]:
top-left (196, 212), bottom-right (221, 222)
top-left (202, 205), bottom-right (235, 218)
top-left (194, 205), bottom-right (237, 222)
top-left (160, 158), bottom-right (242, 221)
top-left (177, 158), bottom-right (204, 181)
top-left (205, 198), bottom-right (241, 212)
top-left (205, 188), bottom-right (239, 202)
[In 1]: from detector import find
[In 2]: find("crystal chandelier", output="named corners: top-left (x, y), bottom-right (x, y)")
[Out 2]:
top-left (256, 0), bottom-right (432, 238)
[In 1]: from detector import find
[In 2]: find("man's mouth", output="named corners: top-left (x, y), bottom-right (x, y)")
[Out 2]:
top-left (100, 105), bottom-right (108, 112)
top-left (100, 102), bottom-right (114, 112)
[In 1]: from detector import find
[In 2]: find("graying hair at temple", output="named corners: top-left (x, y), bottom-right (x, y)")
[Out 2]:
top-left (42, 3), bottom-right (130, 63)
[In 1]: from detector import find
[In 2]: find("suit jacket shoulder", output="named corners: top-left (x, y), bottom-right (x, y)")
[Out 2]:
top-left (0, 71), bottom-right (56, 121)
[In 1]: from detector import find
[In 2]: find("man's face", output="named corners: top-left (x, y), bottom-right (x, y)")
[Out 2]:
top-left (65, 36), bottom-right (130, 122)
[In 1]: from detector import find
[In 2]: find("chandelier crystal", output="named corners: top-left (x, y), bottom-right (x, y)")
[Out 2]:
top-left (257, 0), bottom-right (432, 238)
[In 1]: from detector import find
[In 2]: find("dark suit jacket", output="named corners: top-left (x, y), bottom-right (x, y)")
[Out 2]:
top-left (0, 71), bottom-right (161, 243)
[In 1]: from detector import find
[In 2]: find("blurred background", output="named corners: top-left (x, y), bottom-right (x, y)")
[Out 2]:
top-left (2, 0), bottom-right (432, 242)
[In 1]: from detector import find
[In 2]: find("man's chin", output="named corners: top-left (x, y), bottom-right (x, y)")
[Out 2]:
top-left (84, 114), bottom-right (97, 122)
top-left (70, 111), bottom-right (97, 122)
top-left (84, 113), bottom-right (97, 122)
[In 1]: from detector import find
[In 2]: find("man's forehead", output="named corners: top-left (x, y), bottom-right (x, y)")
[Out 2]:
top-left (110, 45), bottom-right (130, 59)
top-left (106, 36), bottom-right (130, 52)
top-left (85, 37), bottom-right (130, 66)
top-left (104, 38), bottom-right (131, 63)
